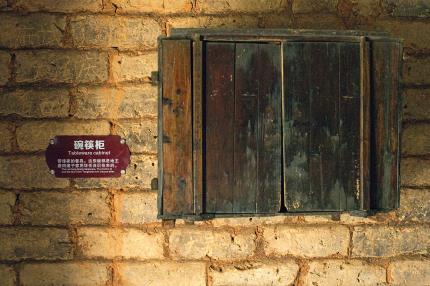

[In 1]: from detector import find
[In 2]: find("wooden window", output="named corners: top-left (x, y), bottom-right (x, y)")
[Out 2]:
top-left (158, 30), bottom-right (402, 219)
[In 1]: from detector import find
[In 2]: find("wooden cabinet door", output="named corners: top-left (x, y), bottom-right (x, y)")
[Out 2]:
top-left (283, 41), bottom-right (369, 212)
top-left (159, 39), bottom-right (194, 216)
top-left (205, 42), bottom-right (282, 214)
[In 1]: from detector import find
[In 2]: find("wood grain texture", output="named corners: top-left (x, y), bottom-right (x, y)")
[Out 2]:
top-left (234, 43), bottom-right (260, 213)
top-left (339, 42), bottom-right (361, 210)
top-left (255, 43), bottom-right (282, 213)
top-left (284, 42), bottom-right (363, 212)
top-left (205, 42), bottom-right (282, 214)
top-left (161, 39), bottom-right (194, 215)
top-left (205, 42), bottom-right (235, 213)
top-left (370, 41), bottom-right (401, 210)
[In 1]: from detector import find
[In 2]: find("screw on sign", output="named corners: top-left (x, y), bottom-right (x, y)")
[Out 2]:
top-left (45, 135), bottom-right (131, 178)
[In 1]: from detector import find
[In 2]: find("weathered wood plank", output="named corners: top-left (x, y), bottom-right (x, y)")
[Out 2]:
top-left (205, 42), bottom-right (235, 213)
top-left (284, 42), bottom-right (364, 212)
top-left (234, 43), bottom-right (259, 213)
top-left (370, 41), bottom-right (401, 210)
top-left (161, 39), bottom-right (194, 215)
top-left (308, 42), bottom-right (341, 211)
top-left (193, 38), bottom-right (204, 215)
top-left (338, 43), bottom-right (361, 210)
top-left (255, 43), bottom-right (282, 213)
top-left (284, 42), bottom-right (311, 211)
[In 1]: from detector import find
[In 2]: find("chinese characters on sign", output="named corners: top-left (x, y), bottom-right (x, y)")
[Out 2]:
top-left (45, 136), bottom-right (130, 178)
top-left (73, 139), bottom-right (105, 151)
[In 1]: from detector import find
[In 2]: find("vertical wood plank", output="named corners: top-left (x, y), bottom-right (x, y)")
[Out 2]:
top-left (370, 41), bottom-right (401, 210)
top-left (193, 37), bottom-right (204, 215)
top-left (205, 42), bottom-right (235, 213)
top-left (308, 42), bottom-right (341, 211)
top-left (284, 42), bottom-right (311, 211)
top-left (284, 42), bottom-right (363, 212)
top-left (360, 38), bottom-right (371, 210)
top-left (256, 43), bottom-right (282, 213)
top-left (234, 43), bottom-right (259, 213)
top-left (339, 42), bottom-right (361, 210)
top-left (161, 39), bottom-right (194, 215)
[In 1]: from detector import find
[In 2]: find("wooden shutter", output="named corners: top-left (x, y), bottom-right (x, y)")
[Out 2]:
top-left (283, 41), bottom-right (370, 212)
top-left (204, 42), bottom-right (282, 214)
top-left (370, 40), bottom-right (402, 210)
top-left (159, 39), bottom-right (194, 216)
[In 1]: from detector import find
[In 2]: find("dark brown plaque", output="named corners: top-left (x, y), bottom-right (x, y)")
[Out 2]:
top-left (45, 135), bottom-right (131, 178)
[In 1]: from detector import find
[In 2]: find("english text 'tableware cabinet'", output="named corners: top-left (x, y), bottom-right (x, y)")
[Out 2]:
top-left (158, 29), bottom-right (402, 219)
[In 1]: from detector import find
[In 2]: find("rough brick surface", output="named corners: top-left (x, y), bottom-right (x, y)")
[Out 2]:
top-left (0, 89), bottom-right (69, 118)
top-left (169, 228), bottom-right (255, 260)
top-left (15, 51), bottom-right (108, 84)
top-left (389, 260), bottom-right (430, 285)
top-left (397, 189), bottom-right (430, 222)
top-left (401, 158), bottom-right (430, 186)
top-left (403, 89), bottom-right (430, 120)
top-left (403, 56), bottom-right (430, 85)
top-left (210, 216), bottom-right (291, 227)
top-left (20, 262), bottom-right (110, 286)
top-left (112, 53), bottom-right (157, 83)
top-left (73, 155), bottom-right (157, 189)
top-left (303, 260), bottom-right (386, 286)
top-left (292, 0), bottom-right (337, 14)
top-left (196, 0), bottom-right (288, 14)
top-left (20, 191), bottom-right (110, 225)
top-left (166, 15), bottom-right (259, 32)
top-left (264, 226), bottom-right (349, 257)
top-left (0, 264), bottom-right (15, 286)
top-left (352, 225), bottom-right (430, 257)
top-left (374, 20), bottom-right (430, 53)
top-left (210, 261), bottom-right (299, 286)
top-left (15, 0), bottom-right (103, 12)
top-left (0, 191), bottom-right (15, 225)
top-left (117, 262), bottom-right (206, 286)
top-left (16, 121), bottom-right (110, 152)
top-left (0, 14), bottom-right (65, 48)
top-left (73, 85), bottom-right (157, 119)
top-left (0, 51), bottom-right (9, 85)
top-left (0, 227), bottom-right (72, 261)
top-left (115, 191), bottom-right (159, 224)
top-left (78, 227), bottom-right (164, 259)
top-left (111, 0), bottom-right (193, 13)
top-left (70, 16), bottom-right (160, 49)
top-left (292, 15), bottom-right (344, 29)
top-left (0, 122), bottom-right (14, 153)
top-left (402, 124), bottom-right (430, 155)
top-left (382, 0), bottom-right (430, 18)
top-left (115, 120), bottom-right (157, 153)
top-left (0, 156), bottom-right (69, 189)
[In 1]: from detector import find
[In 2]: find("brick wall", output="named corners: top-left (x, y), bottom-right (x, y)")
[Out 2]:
top-left (0, 0), bottom-right (429, 285)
